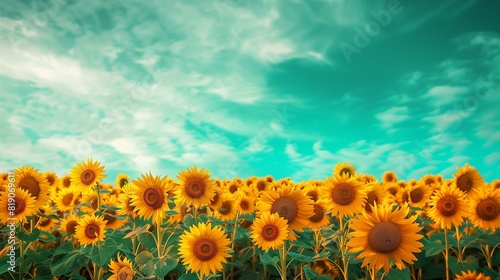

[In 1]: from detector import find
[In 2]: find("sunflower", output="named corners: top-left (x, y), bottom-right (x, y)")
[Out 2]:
top-left (453, 163), bottom-right (484, 196)
top-left (225, 180), bottom-right (242, 194)
top-left (320, 173), bottom-right (370, 217)
top-left (0, 188), bottom-right (36, 224)
top-left (257, 184), bottom-right (313, 241)
top-left (455, 270), bottom-right (492, 280)
top-left (251, 212), bottom-right (289, 251)
top-left (309, 259), bottom-right (340, 279)
top-left (176, 166), bottom-right (215, 209)
top-left (55, 187), bottom-right (78, 212)
top-left (427, 185), bottom-right (467, 230)
top-left (178, 222), bottom-right (232, 277)
top-left (347, 203), bottom-right (424, 273)
top-left (60, 215), bottom-right (79, 235)
top-left (168, 200), bottom-right (189, 224)
top-left (214, 193), bottom-right (237, 221)
top-left (117, 183), bottom-right (137, 218)
top-left (492, 179), bottom-right (500, 190)
top-left (44, 171), bottom-right (59, 200)
top-left (208, 187), bottom-right (223, 211)
top-left (115, 173), bottom-right (130, 188)
top-left (70, 158), bottom-right (107, 195)
top-left (131, 172), bottom-right (173, 225)
top-left (307, 202), bottom-right (331, 230)
top-left (103, 196), bottom-right (127, 230)
top-left (265, 175), bottom-right (274, 183)
top-left (253, 178), bottom-right (270, 193)
top-left (407, 183), bottom-right (433, 209)
top-left (74, 214), bottom-right (107, 246)
top-left (419, 174), bottom-right (438, 187)
top-left (364, 183), bottom-right (386, 213)
top-left (235, 191), bottom-right (256, 215)
top-left (36, 206), bottom-right (59, 232)
top-left (80, 192), bottom-right (101, 214)
top-left (304, 184), bottom-right (321, 203)
top-left (60, 174), bottom-right (72, 189)
top-left (333, 162), bottom-right (356, 178)
top-left (382, 171), bottom-right (398, 184)
top-left (15, 166), bottom-right (50, 210)
top-left (468, 188), bottom-right (500, 231)
top-left (109, 254), bottom-right (135, 280)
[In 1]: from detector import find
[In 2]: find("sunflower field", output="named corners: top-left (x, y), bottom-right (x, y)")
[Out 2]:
top-left (1, 160), bottom-right (500, 280)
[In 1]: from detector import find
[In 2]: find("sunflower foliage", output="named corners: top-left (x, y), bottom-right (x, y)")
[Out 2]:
top-left (0, 161), bottom-right (499, 280)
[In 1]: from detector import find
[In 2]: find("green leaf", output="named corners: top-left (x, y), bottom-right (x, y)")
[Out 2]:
top-left (303, 264), bottom-right (318, 280)
top-left (53, 242), bottom-right (74, 256)
top-left (288, 252), bottom-right (314, 263)
top-left (384, 267), bottom-right (410, 280)
top-left (178, 273), bottom-right (199, 280)
top-left (38, 230), bottom-right (56, 242)
top-left (18, 228), bottom-right (41, 242)
top-left (152, 257), bottom-right (177, 278)
top-left (260, 252), bottom-right (279, 265)
top-left (135, 250), bottom-right (155, 276)
top-left (123, 224), bottom-right (151, 239)
top-left (423, 239), bottom-right (445, 257)
top-left (138, 231), bottom-right (157, 250)
top-left (85, 238), bottom-right (119, 267)
top-left (50, 249), bottom-right (88, 276)
top-left (449, 255), bottom-right (478, 275)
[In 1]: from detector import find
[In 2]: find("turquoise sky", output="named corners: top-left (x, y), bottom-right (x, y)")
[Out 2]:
top-left (1, 0), bottom-right (499, 184)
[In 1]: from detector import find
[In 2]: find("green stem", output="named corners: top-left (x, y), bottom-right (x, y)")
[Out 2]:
top-left (157, 223), bottom-right (163, 259)
top-left (455, 225), bottom-right (462, 261)
top-left (279, 242), bottom-right (287, 280)
top-left (339, 216), bottom-right (349, 280)
top-left (484, 244), bottom-right (492, 269)
top-left (444, 227), bottom-right (450, 280)
top-left (96, 183), bottom-right (101, 212)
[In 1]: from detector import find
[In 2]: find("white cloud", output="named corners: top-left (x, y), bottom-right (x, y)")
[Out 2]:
top-left (376, 106), bottom-right (410, 129)
top-left (485, 152), bottom-right (500, 166)
top-left (423, 85), bottom-right (468, 107)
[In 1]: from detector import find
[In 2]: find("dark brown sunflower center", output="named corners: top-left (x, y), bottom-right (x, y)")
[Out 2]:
top-left (402, 192), bottom-right (409, 203)
top-left (47, 176), bottom-right (55, 186)
top-left (126, 198), bottom-right (135, 212)
top-left (19, 176), bottom-right (40, 198)
top-left (410, 188), bottom-right (424, 203)
top-left (63, 178), bottom-right (71, 188)
top-left (210, 191), bottom-right (220, 206)
top-left (271, 197), bottom-right (298, 223)
top-left (118, 267), bottom-right (134, 280)
top-left (219, 201), bottom-right (232, 215)
top-left (120, 179), bottom-right (128, 187)
top-left (229, 184), bottom-right (238, 194)
top-left (14, 198), bottom-right (26, 215)
top-left (309, 204), bottom-right (324, 223)
top-left (81, 170), bottom-right (96, 186)
top-left (368, 221), bottom-right (402, 254)
top-left (193, 238), bottom-right (217, 261)
top-left (332, 183), bottom-right (355, 206)
top-left (476, 198), bottom-right (500, 221)
top-left (388, 187), bottom-right (398, 196)
top-left (262, 224), bottom-right (279, 241)
top-left (85, 223), bottom-right (99, 239)
top-left (63, 193), bottom-right (74, 206)
top-left (39, 218), bottom-right (52, 227)
top-left (91, 198), bottom-right (98, 210)
top-left (365, 191), bottom-right (378, 212)
top-left (457, 175), bottom-right (473, 193)
top-left (66, 221), bottom-right (77, 234)
top-left (385, 174), bottom-right (394, 182)
top-left (425, 178), bottom-right (434, 186)
top-left (240, 199), bottom-right (250, 210)
top-left (341, 168), bottom-right (352, 176)
top-left (307, 191), bottom-right (319, 202)
top-left (143, 187), bottom-right (164, 209)
top-left (104, 210), bottom-right (117, 225)
top-left (185, 178), bottom-right (206, 198)
top-left (437, 196), bottom-right (458, 217)
top-left (257, 181), bottom-right (267, 191)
